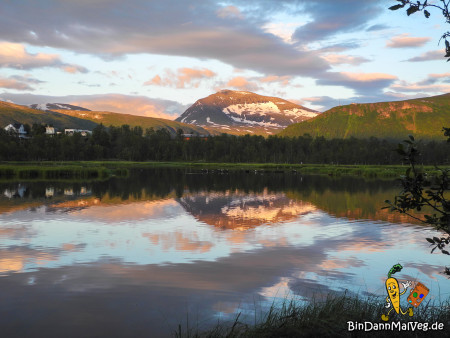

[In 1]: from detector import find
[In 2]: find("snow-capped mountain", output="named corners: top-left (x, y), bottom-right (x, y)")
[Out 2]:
top-left (29, 103), bottom-right (91, 111)
top-left (175, 90), bottom-right (318, 135)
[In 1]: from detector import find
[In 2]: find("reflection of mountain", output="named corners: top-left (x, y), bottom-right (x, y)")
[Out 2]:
top-left (286, 188), bottom-right (425, 224)
top-left (178, 189), bottom-right (316, 229)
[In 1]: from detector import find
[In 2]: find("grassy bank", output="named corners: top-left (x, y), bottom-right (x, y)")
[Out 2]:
top-left (175, 293), bottom-right (450, 337)
top-left (2, 161), bottom-right (448, 179)
top-left (0, 163), bottom-right (128, 180)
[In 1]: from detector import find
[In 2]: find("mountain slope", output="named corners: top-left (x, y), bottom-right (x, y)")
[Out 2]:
top-left (278, 93), bottom-right (450, 140)
top-left (176, 90), bottom-right (318, 135)
top-left (50, 108), bottom-right (210, 136)
top-left (0, 101), bottom-right (98, 130)
top-left (30, 103), bottom-right (90, 111)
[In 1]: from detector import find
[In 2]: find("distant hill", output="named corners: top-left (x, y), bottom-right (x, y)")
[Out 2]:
top-left (176, 89), bottom-right (318, 135)
top-left (50, 108), bottom-right (210, 136)
top-left (279, 93), bottom-right (450, 140)
top-left (0, 101), bottom-right (98, 131)
top-left (30, 103), bottom-right (91, 111)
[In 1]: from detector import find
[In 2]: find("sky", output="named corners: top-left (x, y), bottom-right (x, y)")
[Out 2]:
top-left (0, 0), bottom-right (449, 119)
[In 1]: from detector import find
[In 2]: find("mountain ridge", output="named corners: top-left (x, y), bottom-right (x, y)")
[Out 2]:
top-left (176, 89), bottom-right (318, 135)
top-left (278, 93), bottom-right (450, 140)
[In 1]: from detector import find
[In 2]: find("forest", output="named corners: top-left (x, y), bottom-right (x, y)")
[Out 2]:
top-left (1, 123), bottom-right (449, 165)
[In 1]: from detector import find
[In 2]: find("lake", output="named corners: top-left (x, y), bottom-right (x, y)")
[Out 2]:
top-left (0, 168), bottom-right (449, 337)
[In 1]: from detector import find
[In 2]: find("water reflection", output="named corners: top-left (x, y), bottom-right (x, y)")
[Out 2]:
top-left (179, 189), bottom-right (316, 229)
top-left (0, 169), bottom-right (449, 337)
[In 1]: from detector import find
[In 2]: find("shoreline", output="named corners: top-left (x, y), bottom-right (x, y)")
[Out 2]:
top-left (1, 161), bottom-right (448, 179)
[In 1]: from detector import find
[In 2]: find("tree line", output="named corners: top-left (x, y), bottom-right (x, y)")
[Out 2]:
top-left (1, 123), bottom-right (449, 165)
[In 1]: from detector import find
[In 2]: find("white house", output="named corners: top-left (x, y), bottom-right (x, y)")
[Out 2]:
top-left (4, 123), bottom-right (27, 138)
top-left (45, 126), bottom-right (56, 135)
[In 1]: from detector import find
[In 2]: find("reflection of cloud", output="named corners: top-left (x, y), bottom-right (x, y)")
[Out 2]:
top-left (0, 248), bottom-right (58, 274)
top-left (0, 255), bottom-right (24, 273)
top-left (142, 232), bottom-right (214, 253)
top-left (74, 198), bottom-right (179, 223)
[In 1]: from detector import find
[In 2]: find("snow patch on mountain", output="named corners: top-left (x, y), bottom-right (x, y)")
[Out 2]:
top-left (224, 102), bottom-right (281, 116)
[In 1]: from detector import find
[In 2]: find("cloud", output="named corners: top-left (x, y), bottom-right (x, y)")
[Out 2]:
top-left (391, 82), bottom-right (450, 93)
top-left (301, 96), bottom-right (338, 112)
top-left (260, 75), bottom-right (292, 86)
top-left (61, 64), bottom-right (88, 74)
top-left (0, 41), bottom-right (88, 73)
top-left (0, 93), bottom-right (188, 119)
top-left (389, 72), bottom-right (450, 94)
top-left (321, 54), bottom-right (370, 66)
top-left (225, 76), bottom-right (259, 91)
top-left (406, 50), bottom-right (445, 62)
top-left (10, 75), bottom-right (44, 84)
top-left (0, 76), bottom-right (35, 91)
top-left (291, 0), bottom-right (383, 43)
top-left (317, 72), bottom-right (397, 95)
top-left (366, 24), bottom-right (389, 32)
top-left (144, 68), bottom-right (216, 88)
top-left (216, 5), bottom-right (244, 20)
top-left (0, 1), bottom-right (328, 77)
top-left (317, 42), bottom-right (362, 53)
top-left (429, 72), bottom-right (450, 79)
top-left (386, 34), bottom-right (431, 48)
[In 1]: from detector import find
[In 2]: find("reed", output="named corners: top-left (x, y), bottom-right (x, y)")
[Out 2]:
top-left (175, 292), bottom-right (450, 337)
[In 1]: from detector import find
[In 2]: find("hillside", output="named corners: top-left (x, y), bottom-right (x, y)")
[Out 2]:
top-left (176, 90), bottom-right (318, 135)
top-left (50, 109), bottom-right (210, 136)
top-left (278, 93), bottom-right (450, 140)
top-left (0, 101), bottom-right (98, 131)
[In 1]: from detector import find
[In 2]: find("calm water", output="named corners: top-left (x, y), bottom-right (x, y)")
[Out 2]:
top-left (0, 169), bottom-right (449, 337)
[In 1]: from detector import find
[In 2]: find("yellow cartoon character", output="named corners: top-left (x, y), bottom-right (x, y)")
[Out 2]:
top-left (381, 263), bottom-right (414, 321)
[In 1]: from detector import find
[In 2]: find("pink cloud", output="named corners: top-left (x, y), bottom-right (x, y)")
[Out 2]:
top-left (226, 76), bottom-right (259, 91)
top-left (144, 67), bottom-right (216, 88)
top-left (260, 75), bottom-right (292, 86)
top-left (406, 50), bottom-right (444, 62)
top-left (386, 34), bottom-right (431, 48)
top-left (0, 76), bottom-right (34, 90)
top-left (67, 94), bottom-right (186, 119)
top-left (428, 72), bottom-right (450, 79)
top-left (0, 41), bottom-right (87, 73)
top-left (216, 5), bottom-right (244, 19)
top-left (321, 54), bottom-right (370, 66)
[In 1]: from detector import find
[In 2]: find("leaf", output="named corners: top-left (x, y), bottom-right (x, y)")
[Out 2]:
top-left (431, 246), bottom-right (437, 253)
top-left (442, 250), bottom-right (450, 255)
top-left (389, 4), bottom-right (405, 10)
top-left (424, 10), bottom-right (430, 18)
top-left (426, 238), bottom-right (435, 243)
top-left (407, 6), bottom-right (419, 15)
top-left (433, 236), bottom-right (441, 243)
top-left (408, 135), bottom-right (415, 141)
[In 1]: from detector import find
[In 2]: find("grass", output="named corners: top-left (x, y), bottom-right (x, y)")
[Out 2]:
top-left (175, 292), bottom-right (450, 337)
top-left (1, 161), bottom-right (448, 179)
top-left (0, 163), bottom-right (128, 180)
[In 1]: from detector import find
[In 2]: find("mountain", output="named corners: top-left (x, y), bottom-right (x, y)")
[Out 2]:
top-left (0, 100), bottom-right (98, 131)
top-left (30, 103), bottom-right (90, 111)
top-left (176, 90), bottom-right (318, 135)
top-left (48, 107), bottom-right (210, 136)
top-left (278, 93), bottom-right (450, 140)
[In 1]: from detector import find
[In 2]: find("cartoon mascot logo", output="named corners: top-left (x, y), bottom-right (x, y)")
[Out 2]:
top-left (382, 263), bottom-right (414, 321)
